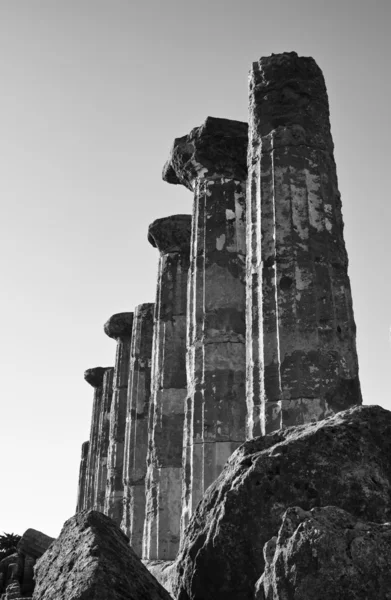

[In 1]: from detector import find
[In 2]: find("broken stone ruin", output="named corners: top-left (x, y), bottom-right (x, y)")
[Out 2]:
top-left (6, 51), bottom-right (390, 600)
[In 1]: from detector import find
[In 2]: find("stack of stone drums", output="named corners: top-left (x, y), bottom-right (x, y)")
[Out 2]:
top-left (76, 51), bottom-right (362, 562)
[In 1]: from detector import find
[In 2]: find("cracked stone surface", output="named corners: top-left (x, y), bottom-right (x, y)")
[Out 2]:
top-left (171, 405), bottom-right (391, 600)
top-left (255, 505), bottom-right (391, 600)
top-left (32, 511), bottom-right (173, 600)
top-left (246, 52), bottom-right (362, 436)
top-left (143, 215), bottom-right (191, 561)
top-left (121, 302), bottom-right (154, 557)
top-left (163, 117), bottom-right (248, 533)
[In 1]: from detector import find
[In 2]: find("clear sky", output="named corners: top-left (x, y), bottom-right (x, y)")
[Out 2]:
top-left (0, 0), bottom-right (390, 538)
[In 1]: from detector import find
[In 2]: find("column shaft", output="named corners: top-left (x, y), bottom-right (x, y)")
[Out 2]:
top-left (183, 177), bottom-right (247, 530)
top-left (121, 303), bottom-right (154, 556)
top-left (94, 367), bottom-right (114, 511)
top-left (83, 367), bottom-right (106, 510)
top-left (104, 313), bottom-right (134, 525)
top-left (246, 52), bottom-right (361, 435)
top-left (143, 215), bottom-right (191, 561)
top-left (75, 441), bottom-right (89, 512)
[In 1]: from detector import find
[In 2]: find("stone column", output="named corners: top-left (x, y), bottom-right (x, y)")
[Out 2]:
top-left (163, 117), bottom-right (248, 531)
top-left (143, 215), bottom-right (191, 561)
top-left (104, 312), bottom-right (134, 525)
top-left (76, 441), bottom-right (89, 512)
top-left (94, 367), bottom-right (114, 512)
top-left (246, 51), bottom-right (362, 436)
top-left (121, 303), bottom-right (154, 556)
top-left (83, 367), bottom-right (106, 510)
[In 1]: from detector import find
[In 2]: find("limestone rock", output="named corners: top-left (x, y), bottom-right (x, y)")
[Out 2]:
top-left (172, 405), bottom-right (391, 600)
top-left (0, 554), bottom-right (19, 595)
top-left (17, 528), bottom-right (54, 560)
top-left (256, 505), bottom-right (391, 600)
top-left (32, 510), bottom-right (173, 600)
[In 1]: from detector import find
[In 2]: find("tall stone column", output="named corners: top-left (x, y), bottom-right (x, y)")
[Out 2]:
top-left (121, 303), bottom-right (154, 556)
top-left (83, 367), bottom-right (107, 510)
top-left (143, 215), bottom-right (191, 561)
top-left (162, 117), bottom-right (248, 532)
top-left (246, 51), bottom-right (361, 436)
top-left (76, 441), bottom-right (89, 512)
top-left (94, 367), bottom-right (114, 512)
top-left (104, 312), bottom-right (134, 525)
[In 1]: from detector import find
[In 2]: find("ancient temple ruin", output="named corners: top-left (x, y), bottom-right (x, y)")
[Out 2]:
top-left (76, 52), bottom-right (362, 560)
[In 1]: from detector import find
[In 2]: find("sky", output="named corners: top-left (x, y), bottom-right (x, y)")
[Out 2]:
top-left (0, 0), bottom-right (390, 538)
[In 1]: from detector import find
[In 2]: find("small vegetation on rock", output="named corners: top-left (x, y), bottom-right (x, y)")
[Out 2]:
top-left (0, 532), bottom-right (21, 560)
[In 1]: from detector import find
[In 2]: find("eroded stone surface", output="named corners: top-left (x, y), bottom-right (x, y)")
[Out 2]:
top-left (163, 118), bottom-right (248, 533)
top-left (143, 215), bottom-right (191, 561)
top-left (246, 52), bottom-right (361, 436)
top-left (105, 313), bottom-right (134, 526)
top-left (32, 511), bottom-right (173, 600)
top-left (256, 506), bottom-right (391, 600)
top-left (172, 405), bottom-right (391, 600)
top-left (121, 302), bottom-right (154, 556)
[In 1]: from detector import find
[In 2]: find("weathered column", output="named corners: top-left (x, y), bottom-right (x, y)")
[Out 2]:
top-left (121, 303), bottom-right (154, 555)
top-left (246, 51), bottom-right (362, 436)
top-left (83, 367), bottom-right (106, 510)
top-left (76, 441), bottom-right (89, 512)
top-left (143, 215), bottom-right (191, 561)
top-left (104, 312), bottom-right (134, 525)
top-left (94, 367), bottom-right (114, 512)
top-left (163, 117), bottom-right (248, 532)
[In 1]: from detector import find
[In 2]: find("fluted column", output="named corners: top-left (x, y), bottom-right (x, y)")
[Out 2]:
top-left (76, 441), bottom-right (89, 512)
top-left (104, 312), bottom-right (134, 525)
top-left (94, 367), bottom-right (114, 511)
top-left (246, 52), bottom-right (362, 436)
top-left (143, 215), bottom-right (191, 561)
top-left (121, 302), bottom-right (154, 555)
top-left (163, 117), bottom-right (248, 532)
top-left (83, 367), bottom-right (106, 510)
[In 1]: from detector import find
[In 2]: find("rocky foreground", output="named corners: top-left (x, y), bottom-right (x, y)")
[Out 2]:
top-left (3, 404), bottom-right (391, 599)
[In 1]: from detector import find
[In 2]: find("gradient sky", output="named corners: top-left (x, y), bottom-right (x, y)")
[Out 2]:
top-left (0, 0), bottom-right (390, 538)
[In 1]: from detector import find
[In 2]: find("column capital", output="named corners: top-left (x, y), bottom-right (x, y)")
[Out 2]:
top-left (84, 367), bottom-right (109, 388)
top-left (104, 313), bottom-right (134, 341)
top-left (148, 214), bottom-right (191, 255)
top-left (162, 116), bottom-right (248, 191)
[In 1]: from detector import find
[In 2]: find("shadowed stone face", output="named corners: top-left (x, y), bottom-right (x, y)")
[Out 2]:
top-left (104, 313), bottom-right (134, 340)
top-left (162, 116), bottom-right (248, 190)
top-left (148, 214), bottom-right (192, 254)
top-left (84, 367), bottom-right (107, 388)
